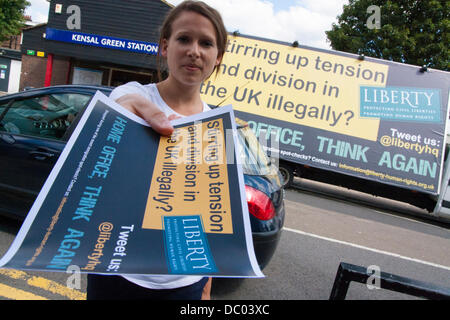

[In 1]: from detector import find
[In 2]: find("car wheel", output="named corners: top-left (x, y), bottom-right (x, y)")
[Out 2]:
top-left (279, 163), bottom-right (294, 188)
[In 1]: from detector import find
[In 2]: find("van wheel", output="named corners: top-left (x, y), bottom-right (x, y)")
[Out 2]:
top-left (279, 163), bottom-right (294, 188)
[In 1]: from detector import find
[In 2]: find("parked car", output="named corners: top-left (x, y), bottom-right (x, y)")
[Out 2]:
top-left (0, 85), bottom-right (285, 269)
top-left (235, 118), bottom-right (286, 269)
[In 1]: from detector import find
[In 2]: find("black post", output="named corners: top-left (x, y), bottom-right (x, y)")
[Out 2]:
top-left (329, 262), bottom-right (450, 300)
top-left (329, 263), bottom-right (351, 300)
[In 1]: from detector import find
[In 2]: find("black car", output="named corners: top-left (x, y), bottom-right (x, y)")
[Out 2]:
top-left (0, 85), bottom-right (285, 269)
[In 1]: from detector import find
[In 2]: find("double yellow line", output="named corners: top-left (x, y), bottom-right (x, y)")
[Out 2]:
top-left (0, 269), bottom-right (86, 300)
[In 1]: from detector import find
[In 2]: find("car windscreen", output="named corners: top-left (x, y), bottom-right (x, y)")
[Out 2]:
top-left (236, 124), bottom-right (273, 176)
top-left (0, 93), bottom-right (91, 140)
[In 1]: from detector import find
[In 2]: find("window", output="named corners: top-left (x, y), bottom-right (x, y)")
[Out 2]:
top-left (0, 93), bottom-right (91, 140)
top-left (236, 119), bottom-right (272, 176)
top-left (0, 101), bottom-right (11, 118)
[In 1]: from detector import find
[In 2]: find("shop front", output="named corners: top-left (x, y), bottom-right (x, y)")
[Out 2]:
top-left (20, 0), bottom-right (172, 90)
top-left (0, 48), bottom-right (21, 94)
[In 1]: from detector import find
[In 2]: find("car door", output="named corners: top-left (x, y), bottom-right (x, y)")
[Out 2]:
top-left (0, 92), bottom-right (92, 219)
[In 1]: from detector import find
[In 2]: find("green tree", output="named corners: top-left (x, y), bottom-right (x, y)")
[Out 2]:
top-left (326, 0), bottom-right (449, 71)
top-left (0, 0), bottom-right (31, 42)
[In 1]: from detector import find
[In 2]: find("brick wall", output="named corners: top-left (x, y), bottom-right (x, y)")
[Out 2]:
top-left (0, 34), bottom-right (21, 50)
top-left (19, 55), bottom-right (45, 89)
top-left (20, 54), bottom-right (70, 90)
top-left (51, 56), bottom-right (71, 85)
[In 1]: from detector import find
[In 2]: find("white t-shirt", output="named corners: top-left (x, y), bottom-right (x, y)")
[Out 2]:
top-left (109, 81), bottom-right (209, 289)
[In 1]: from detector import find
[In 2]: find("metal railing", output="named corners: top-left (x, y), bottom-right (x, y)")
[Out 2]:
top-left (329, 262), bottom-right (450, 300)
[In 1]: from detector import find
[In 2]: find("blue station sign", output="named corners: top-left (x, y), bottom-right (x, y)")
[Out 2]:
top-left (45, 28), bottom-right (159, 55)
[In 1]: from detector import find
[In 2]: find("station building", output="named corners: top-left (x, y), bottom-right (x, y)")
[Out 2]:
top-left (0, 16), bottom-right (39, 94)
top-left (20, 0), bottom-right (173, 90)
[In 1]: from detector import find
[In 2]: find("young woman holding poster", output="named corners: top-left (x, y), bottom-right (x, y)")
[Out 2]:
top-left (86, 1), bottom-right (227, 300)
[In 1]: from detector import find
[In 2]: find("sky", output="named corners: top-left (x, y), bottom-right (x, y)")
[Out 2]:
top-left (24, 0), bottom-right (349, 49)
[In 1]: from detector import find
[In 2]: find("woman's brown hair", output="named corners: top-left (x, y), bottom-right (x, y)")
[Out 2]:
top-left (157, 0), bottom-right (228, 81)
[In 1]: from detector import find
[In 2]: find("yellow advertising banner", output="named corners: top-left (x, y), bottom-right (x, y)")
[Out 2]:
top-left (142, 119), bottom-right (233, 234)
top-left (201, 35), bottom-right (389, 141)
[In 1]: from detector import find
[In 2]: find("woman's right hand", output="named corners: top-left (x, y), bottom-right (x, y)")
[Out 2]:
top-left (115, 93), bottom-right (174, 136)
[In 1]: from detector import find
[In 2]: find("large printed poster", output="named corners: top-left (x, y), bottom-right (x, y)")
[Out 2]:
top-left (202, 34), bottom-right (450, 195)
top-left (0, 92), bottom-right (262, 278)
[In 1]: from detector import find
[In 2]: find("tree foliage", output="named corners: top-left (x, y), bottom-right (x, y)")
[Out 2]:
top-left (0, 0), bottom-right (31, 42)
top-left (326, 0), bottom-right (449, 71)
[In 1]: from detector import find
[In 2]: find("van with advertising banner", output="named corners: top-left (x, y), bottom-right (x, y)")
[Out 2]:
top-left (201, 33), bottom-right (450, 221)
